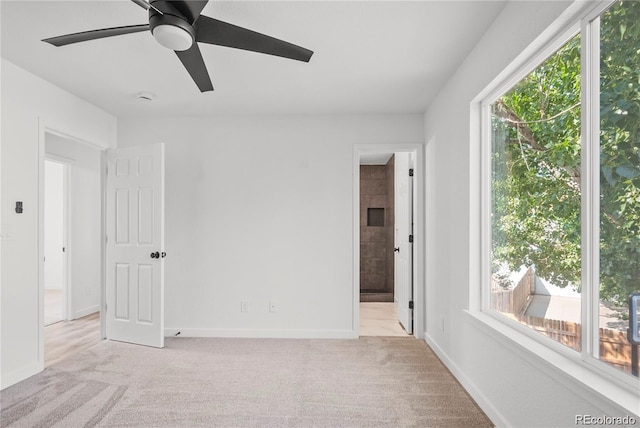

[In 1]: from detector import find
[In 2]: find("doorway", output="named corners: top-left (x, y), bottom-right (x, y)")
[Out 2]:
top-left (359, 154), bottom-right (395, 303)
top-left (356, 147), bottom-right (421, 337)
top-left (44, 159), bottom-right (68, 326)
top-left (43, 131), bottom-right (103, 366)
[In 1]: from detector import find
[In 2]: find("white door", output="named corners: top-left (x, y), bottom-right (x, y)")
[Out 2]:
top-left (106, 144), bottom-right (165, 348)
top-left (395, 152), bottom-right (413, 334)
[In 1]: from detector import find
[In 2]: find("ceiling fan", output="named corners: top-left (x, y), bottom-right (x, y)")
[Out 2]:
top-left (42, 0), bottom-right (314, 92)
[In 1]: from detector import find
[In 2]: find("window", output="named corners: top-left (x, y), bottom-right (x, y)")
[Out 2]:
top-left (484, 0), bottom-right (640, 381)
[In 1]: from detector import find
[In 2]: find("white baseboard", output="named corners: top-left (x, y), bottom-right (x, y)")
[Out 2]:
top-left (1, 361), bottom-right (43, 390)
top-left (73, 305), bottom-right (99, 320)
top-left (424, 332), bottom-right (508, 428)
top-left (165, 328), bottom-right (357, 339)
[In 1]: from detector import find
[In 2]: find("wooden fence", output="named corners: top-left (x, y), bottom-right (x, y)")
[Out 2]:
top-left (491, 268), bottom-right (636, 374)
top-left (491, 267), bottom-right (534, 315)
top-left (599, 327), bottom-right (634, 373)
top-left (509, 314), bottom-right (635, 374)
top-left (515, 314), bottom-right (582, 350)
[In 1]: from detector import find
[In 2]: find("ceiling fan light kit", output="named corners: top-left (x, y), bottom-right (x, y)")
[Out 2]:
top-left (42, 0), bottom-right (314, 92)
top-left (151, 19), bottom-right (194, 51)
top-left (152, 24), bottom-right (192, 51)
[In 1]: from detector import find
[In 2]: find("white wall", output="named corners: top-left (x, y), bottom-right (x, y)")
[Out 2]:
top-left (44, 161), bottom-right (64, 290)
top-left (46, 133), bottom-right (102, 319)
top-left (0, 59), bottom-right (116, 389)
top-left (423, 1), bottom-right (638, 426)
top-left (118, 115), bottom-right (424, 337)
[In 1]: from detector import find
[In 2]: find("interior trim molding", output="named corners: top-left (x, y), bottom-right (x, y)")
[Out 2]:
top-left (164, 328), bottom-right (357, 339)
top-left (74, 305), bottom-right (100, 320)
top-left (0, 362), bottom-right (43, 391)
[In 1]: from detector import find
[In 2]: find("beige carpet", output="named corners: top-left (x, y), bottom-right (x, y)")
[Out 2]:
top-left (1, 337), bottom-right (492, 427)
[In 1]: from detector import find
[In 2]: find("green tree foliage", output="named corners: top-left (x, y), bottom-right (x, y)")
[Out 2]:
top-left (491, 0), bottom-right (640, 305)
top-left (599, 0), bottom-right (640, 304)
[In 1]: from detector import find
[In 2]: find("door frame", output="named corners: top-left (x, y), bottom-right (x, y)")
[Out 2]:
top-left (37, 122), bottom-right (107, 368)
top-left (353, 143), bottom-right (425, 339)
top-left (43, 157), bottom-right (71, 322)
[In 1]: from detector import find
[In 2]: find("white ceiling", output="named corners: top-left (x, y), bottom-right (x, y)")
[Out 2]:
top-left (1, 1), bottom-right (506, 118)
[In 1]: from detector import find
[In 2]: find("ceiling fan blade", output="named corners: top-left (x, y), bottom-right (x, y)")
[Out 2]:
top-left (131, 0), bottom-right (165, 15)
top-left (130, 0), bottom-right (150, 11)
top-left (175, 43), bottom-right (214, 92)
top-left (195, 16), bottom-right (313, 62)
top-left (170, 1), bottom-right (209, 23)
top-left (43, 24), bottom-right (149, 47)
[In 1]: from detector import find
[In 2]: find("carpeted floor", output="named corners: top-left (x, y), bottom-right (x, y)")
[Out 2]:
top-left (1, 337), bottom-right (492, 427)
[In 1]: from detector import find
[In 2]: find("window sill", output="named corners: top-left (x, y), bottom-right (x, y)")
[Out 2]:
top-left (464, 309), bottom-right (640, 417)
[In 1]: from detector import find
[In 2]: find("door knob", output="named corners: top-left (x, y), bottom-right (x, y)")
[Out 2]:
top-left (150, 251), bottom-right (160, 259)
top-left (394, 247), bottom-right (400, 253)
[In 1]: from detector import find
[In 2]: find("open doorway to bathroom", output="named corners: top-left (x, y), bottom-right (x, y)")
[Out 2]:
top-left (359, 151), bottom-right (415, 337)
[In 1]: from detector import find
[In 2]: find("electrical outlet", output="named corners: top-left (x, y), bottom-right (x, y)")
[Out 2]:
top-left (241, 300), bottom-right (249, 313)
top-left (85, 287), bottom-right (92, 296)
top-left (269, 300), bottom-right (278, 313)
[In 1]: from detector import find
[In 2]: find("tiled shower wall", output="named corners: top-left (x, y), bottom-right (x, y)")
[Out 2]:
top-left (385, 155), bottom-right (395, 293)
top-left (360, 156), bottom-right (394, 297)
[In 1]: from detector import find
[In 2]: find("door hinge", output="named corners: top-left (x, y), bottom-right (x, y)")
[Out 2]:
top-left (409, 234), bottom-right (413, 243)
top-left (409, 168), bottom-right (414, 177)
top-left (409, 300), bottom-right (414, 310)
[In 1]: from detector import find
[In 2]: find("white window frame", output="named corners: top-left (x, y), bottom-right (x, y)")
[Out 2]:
top-left (476, 0), bottom-right (640, 396)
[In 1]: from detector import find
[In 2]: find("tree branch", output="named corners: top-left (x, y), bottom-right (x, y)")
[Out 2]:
top-left (494, 99), bottom-right (582, 188)
top-left (502, 101), bottom-right (580, 125)
top-left (493, 99), bottom-right (543, 151)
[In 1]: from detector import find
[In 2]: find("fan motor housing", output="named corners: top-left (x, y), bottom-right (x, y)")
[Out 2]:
top-left (148, 1), bottom-right (196, 45)
top-left (149, 0), bottom-right (201, 24)
top-left (149, 12), bottom-right (195, 38)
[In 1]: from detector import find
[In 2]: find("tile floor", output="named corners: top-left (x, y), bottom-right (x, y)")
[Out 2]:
top-left (360, 302), bottom-right (410, 336)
